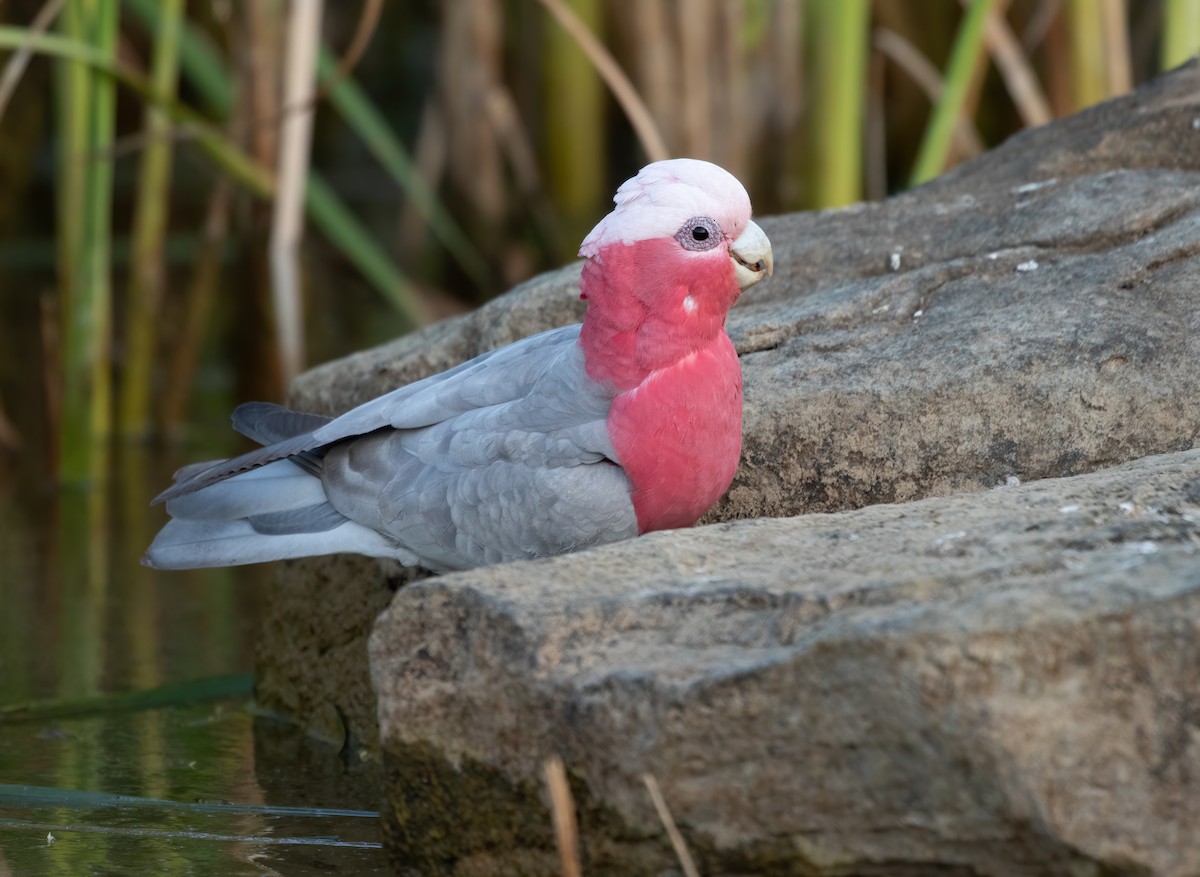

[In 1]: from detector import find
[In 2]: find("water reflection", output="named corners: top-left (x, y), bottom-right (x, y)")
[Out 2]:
top-left (0, 446), bottom-right (385, 874)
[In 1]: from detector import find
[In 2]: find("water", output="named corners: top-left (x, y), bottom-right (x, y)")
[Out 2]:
top-left (0, 449), bottom-right (387, 875)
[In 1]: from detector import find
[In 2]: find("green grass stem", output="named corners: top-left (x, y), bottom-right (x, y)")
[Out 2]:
top-left (316, 49), bottom-right (489, 293)
top-left (541, 0), bottom-right (605, 252)
top-left (807, 0), bottom-right (871, 207)
top-left (0, 673), bottom-right (255, 723)
top-left (121, 0), bottom-right (233, 118)
top-left (1065, 0), bottom-right (1108, 110)
top-left (0, 27), bottom-right (271, 193)
top-left (306, 174), bottom-right (428, 325)
top-left (909, 0), bottom-right (996, 187)
top-left (1162, 0), bottom-right (1200, 69)
top-left (0, 26), bottom-right (425, 327)
top-left (56, 0), bottom-right (118, 483)
top-left (119, 0), bottom-right (184, 437)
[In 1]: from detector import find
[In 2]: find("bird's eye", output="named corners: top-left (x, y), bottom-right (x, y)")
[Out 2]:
top-left (675, 216), bottom-right (721, 252)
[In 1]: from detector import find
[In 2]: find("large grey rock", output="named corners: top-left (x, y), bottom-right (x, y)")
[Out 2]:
top-left (372, 449), bottom-right (1200, 876)
top-left (256, 63), bottom-right (1200, 751)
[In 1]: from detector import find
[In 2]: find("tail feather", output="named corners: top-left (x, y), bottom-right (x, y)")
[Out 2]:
top-left (164, 460), bottom-right (326, 521)
top-left (145, 457), bottom-right (402, 570)
top-left (247, 503), bottom-right (346, 535)
top-left (231, 401), bottom-right (333, 445)
top-left (142, 517), bottom-right (411, 570)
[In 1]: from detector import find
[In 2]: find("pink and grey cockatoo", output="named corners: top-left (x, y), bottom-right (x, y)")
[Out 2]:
top-left (144, 159), bottom-right (773, 573)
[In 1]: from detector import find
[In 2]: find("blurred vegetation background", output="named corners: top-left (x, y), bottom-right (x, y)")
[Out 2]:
top-left (0, 0), bottom-right (1196, 487)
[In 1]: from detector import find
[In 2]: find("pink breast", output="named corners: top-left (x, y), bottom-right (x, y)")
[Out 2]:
top-left (606, 334), bottom-right (743, 533)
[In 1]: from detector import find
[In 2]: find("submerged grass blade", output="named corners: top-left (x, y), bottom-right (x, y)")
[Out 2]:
top-left (0, 819), bottom-right (382, 848)
top-left (0, 673), bottom-right (255, 723)
top-left (909, 0), bottom-right (996, 187)
top-left (0, 784), bottom-right (377, 818)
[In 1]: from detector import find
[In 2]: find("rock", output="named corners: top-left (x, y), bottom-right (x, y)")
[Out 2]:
top-left (372, 449), bottom-right (1200, 876)
top-left (257, 62), bottom-right (1200, 755)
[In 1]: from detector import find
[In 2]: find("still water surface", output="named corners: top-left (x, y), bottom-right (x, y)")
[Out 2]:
top-left (0, 448), bottom-right (387, 875)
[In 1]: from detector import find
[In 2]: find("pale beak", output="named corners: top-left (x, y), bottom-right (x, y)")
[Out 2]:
top-left (730, 220), bottom-right (773, 291)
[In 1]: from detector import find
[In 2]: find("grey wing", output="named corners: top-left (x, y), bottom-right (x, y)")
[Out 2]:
top-left (319, 339), bottom-right (637, 571)
top-left (154, 325), bottom-right (585, 504)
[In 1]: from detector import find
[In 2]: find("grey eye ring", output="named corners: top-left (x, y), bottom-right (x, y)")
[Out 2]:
top-left (675, 216), bottom-right (722, 251)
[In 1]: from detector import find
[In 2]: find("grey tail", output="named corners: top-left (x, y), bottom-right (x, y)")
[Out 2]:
top-left (143, 402), bottom-right (387, 570)
top-left (152, 402), bottom-right (334, 505)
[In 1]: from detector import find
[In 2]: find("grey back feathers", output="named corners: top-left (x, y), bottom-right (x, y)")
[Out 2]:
top-left (143, 326), bottom-right (640, 573)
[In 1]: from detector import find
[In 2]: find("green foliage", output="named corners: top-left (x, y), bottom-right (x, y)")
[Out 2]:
top-left (910, 0), bottom-right (995, 187)
top-left (55, 0), bottom-right (118, 484)
top-left (807, 0), bottom-right (871, 207)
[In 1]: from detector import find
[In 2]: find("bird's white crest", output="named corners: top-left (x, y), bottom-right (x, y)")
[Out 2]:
top-left (578, 158), bottom-right (753, 258)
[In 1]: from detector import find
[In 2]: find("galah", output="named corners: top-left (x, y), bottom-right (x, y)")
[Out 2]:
top-left (144, 159), bottom-right (773, 573)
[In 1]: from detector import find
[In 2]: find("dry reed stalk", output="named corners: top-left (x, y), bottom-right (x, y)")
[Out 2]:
top-left (537, 0), bottom-right (669, 161)
top-left (643, 773), bottom-right (700, 877)
top-left (483, 78), bottom-right (568, 279)
top-left (1040, 7), bottom-right (1074, 116)
top-left (41, 292), bottom-right (62, 468)
top-left (977, 0), bottom-right (1053, 126)
top-left (873, 28), bottom-right (984, 157)
top-left (630, 1), bottom-right (675, 153)
top-left (0, 0), bottom-right (65, 123)
top-left (545, 756), bottom-right (582, 877)
top-left (1100, 0), bottom-right (1132, 95)
top-left (229, 0), bottom-right (285, 401)
top-left (159, 180), bottom-right (232, 437)
top-left (908, 0), bottom-right (995, 186)
top-left (959, 0), bottom-right (1011, 130)
top-left (397, 98), bottom-right (448, 262)
top-left (1022, 0), bottom-right (1061, 51)
top-left (765, 0), bottom-right (805, 207)
top-left (866, 44), bottom-right (888, 200)
top-left (440, 0), bottom-right (506, 225)
top-left (711, 0), bottom-right (750, 179)
top-left (0, 393), bottom-right (20, 451)
top-left (120, 0), bottom-right (184, 437)
top-left (269, 0), bottom-right (324, 384)
top-left (324, 0), bottom-right (382, 86)
top-left (677, 0), bottom-right (713, 159)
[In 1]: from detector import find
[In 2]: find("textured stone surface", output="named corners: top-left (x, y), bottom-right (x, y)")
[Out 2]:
top-left (258, 64), bottom-right (1200, 752)
top-left (373, 449), bottom-right (1200, 876)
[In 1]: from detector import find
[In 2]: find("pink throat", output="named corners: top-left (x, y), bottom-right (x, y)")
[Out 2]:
top-left (579, 238), bottom-right (744, 533)
top-left (577, 237), bottom-right (741, 391)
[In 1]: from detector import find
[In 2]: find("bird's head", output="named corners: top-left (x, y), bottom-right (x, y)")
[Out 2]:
top-left (579, 158), bottom-right (773, 297)
top-left (576, 159), bottom-right (773, 388)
